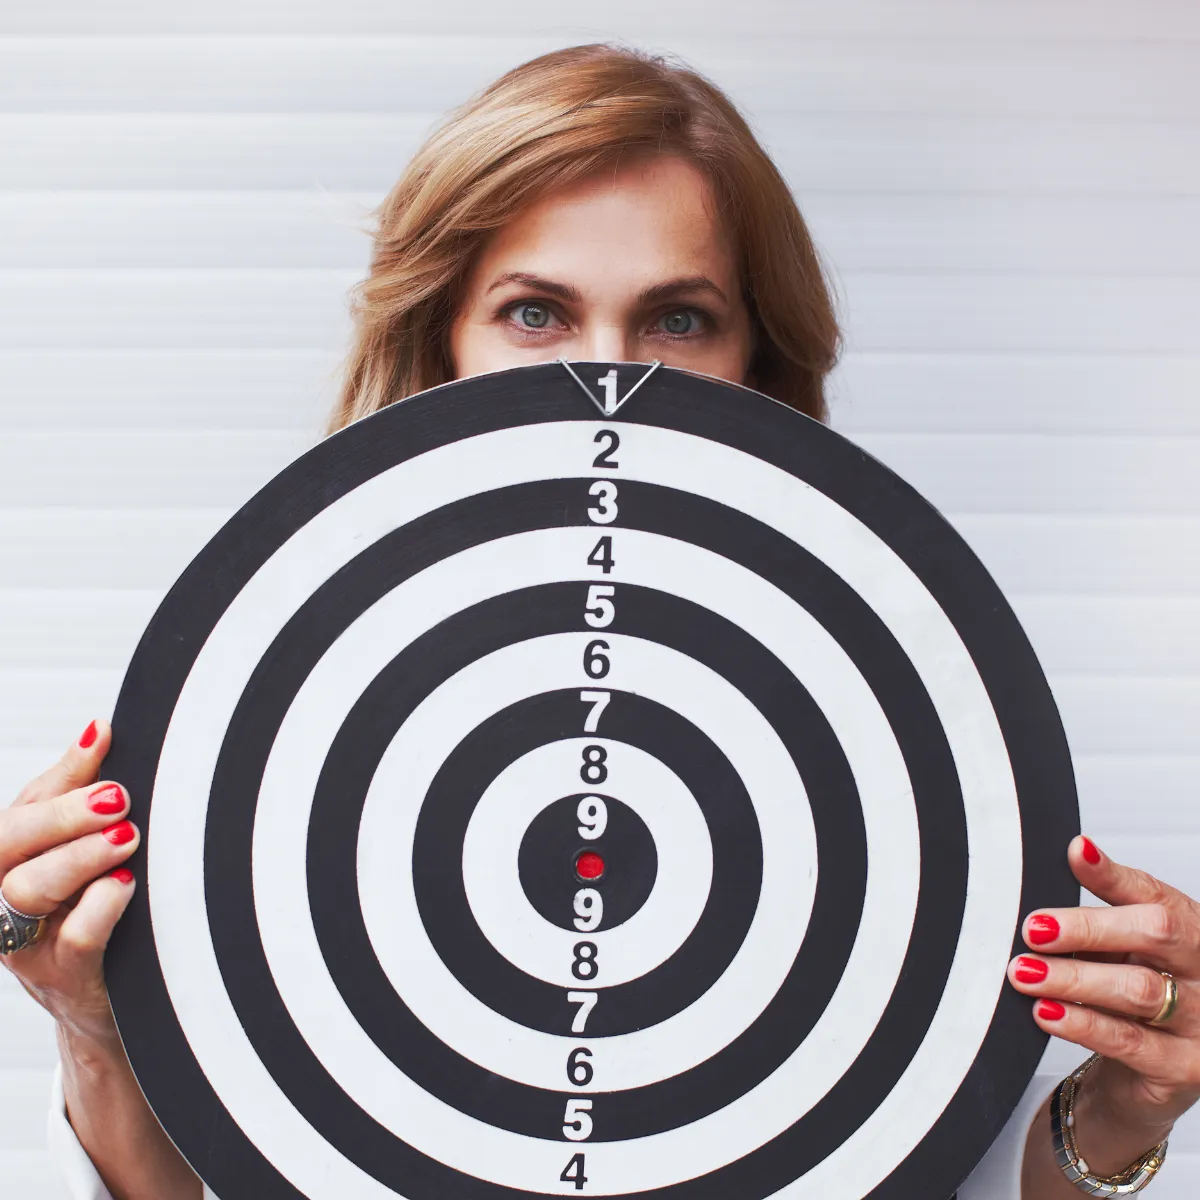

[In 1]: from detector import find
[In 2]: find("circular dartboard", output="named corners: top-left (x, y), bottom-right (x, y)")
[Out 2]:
top-left (105, 361), bottom-right (1079, 1200)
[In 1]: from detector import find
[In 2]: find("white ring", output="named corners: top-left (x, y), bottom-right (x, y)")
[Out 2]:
top-left (460, 739), bottom-right (713, 988)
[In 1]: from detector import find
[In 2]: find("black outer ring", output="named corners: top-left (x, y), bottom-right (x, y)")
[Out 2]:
top-left (104, 363), bottom-right (1080, 1200)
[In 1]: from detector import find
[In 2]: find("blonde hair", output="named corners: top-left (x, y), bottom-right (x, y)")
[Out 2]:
top-left (328, 43), bottom-right (840, 434)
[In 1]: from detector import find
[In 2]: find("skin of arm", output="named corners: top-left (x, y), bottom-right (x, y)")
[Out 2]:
top-left (59, 1023), bottom-right (201, 1200)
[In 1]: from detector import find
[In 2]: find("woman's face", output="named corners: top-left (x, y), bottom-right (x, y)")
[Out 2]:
top-left (450, 155), bottom-right (755, 385)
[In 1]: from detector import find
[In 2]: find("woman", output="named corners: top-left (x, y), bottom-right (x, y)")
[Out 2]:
top-left (3, 43), bottom-right (1198, 1200)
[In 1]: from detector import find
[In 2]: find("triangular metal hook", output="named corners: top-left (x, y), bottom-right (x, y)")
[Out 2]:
top-left (558, 359), bottom-right (662, 416)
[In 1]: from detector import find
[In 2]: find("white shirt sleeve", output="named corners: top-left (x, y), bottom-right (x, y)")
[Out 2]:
top-left (48, 1063), bottom-right (220, 1200)
top-left (49, 1061), bottom-right (1052, 1200)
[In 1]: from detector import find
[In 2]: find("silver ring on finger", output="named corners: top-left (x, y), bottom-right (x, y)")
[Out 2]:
top-left (0, 886), bottom-right (49, 956)
top-left (1147, 971), bottom-right (1180, 1027)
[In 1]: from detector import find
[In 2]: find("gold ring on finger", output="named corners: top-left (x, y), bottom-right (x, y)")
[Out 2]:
top-left (1148, 971), bottom-right (1179, 1027)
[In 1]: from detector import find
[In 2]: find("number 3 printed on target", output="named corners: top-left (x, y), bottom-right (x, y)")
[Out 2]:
top-left (559, 420), bottom-right (624, 1190)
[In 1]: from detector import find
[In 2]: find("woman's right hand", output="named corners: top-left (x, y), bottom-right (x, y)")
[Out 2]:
top-left (1, 718), bottom-right (140, 1046)
top-left (4, 721), bottom-right (201, 1199)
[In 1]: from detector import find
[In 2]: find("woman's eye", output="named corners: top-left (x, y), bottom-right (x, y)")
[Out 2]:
top-left (512, 302), bottom-right (552, 329)
top-left (657, 309), bottom-right (703, 336)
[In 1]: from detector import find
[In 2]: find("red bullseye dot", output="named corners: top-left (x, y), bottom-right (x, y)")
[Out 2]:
top-left (575, 851), bottom-right (606, 881)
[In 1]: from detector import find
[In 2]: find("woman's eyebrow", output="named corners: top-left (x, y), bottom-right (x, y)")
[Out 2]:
top-left (484, 273), bottom-right (728, 308)
top-left (638, 276), bottom-right (728, 306)
top-left (485, 272), bottom-right (581, 302)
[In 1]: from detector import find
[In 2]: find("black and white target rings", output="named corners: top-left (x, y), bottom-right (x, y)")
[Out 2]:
top-left (105, 362), bottom-right (1079, 1200)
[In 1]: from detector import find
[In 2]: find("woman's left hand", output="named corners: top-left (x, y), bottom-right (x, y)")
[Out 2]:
top-left (1009, 834), bottom-right (1200, 1174)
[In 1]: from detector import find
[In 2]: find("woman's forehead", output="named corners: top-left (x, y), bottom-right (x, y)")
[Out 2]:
top-left (468, 156), bottom-right (738, 294)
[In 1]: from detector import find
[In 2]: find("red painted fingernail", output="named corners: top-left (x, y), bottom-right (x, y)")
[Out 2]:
top-left (102, 820), bottom-right (136, 846)
top-left (1081, 837), bottom-right (1102, 866)
top-left (1014, 956), bottom-right (1049, 984)
top-left (78, 721), bottom-right (98, 749)
top-left (1037, 1000), bottom-right (1066, 1022)
top-left (1027, 914), bottom-right (1061, 945)
top-left (110, 867), bottom-right (134, 885)
top-left (87, 784), bottom-right (125, 816)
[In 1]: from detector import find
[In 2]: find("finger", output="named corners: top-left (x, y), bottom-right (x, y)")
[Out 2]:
top-left (1030, 999), bottom-right (1186, 1084)
top-left (1021, 902), bottom-right (1195, 971)
top-left (54, 867), bottom-right (136, 973)
top-left (0, 821), bottom-right (139, 915)
top-left (0, 781), bottom-right (130, 877)
top-left (1071, 835), bottom-right (1187, 910)
top-left (1009, 954), bottom-right (1191, 1029)
top-left (12, 719), bottom-right (111, 808)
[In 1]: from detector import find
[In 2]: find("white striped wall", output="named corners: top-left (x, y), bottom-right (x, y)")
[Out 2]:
top-left (1, 3), bottom-right (1198, 1196)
